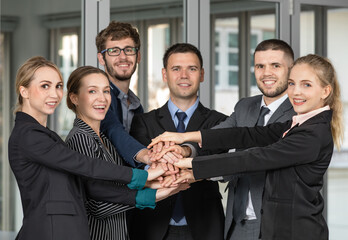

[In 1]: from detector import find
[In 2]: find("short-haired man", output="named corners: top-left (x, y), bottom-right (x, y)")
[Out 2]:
top-left (215, 39), bottom-right (296, 240)
top-left (96, 21), bottom-right (149, 166)
top-left (129, 43), bottom-right (226, 240)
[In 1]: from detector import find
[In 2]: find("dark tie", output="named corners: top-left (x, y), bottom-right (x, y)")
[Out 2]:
top-left (172, 111), bottom-right (187, 223)
top-left (233, 106), bottom-right (270, 222)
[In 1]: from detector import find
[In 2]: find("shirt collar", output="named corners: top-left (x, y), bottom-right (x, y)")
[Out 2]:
top-left (110, 81), bottom-right (141, 109)
top-left (168, 97), bottom-right (199, 122)
top-left (261, 94), bottom-right (288, 114)
top-left (291, 105), bottom-right (330, 128)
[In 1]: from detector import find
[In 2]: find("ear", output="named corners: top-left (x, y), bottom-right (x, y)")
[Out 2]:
top-left (69, 93), bottom-right (79, 106)
top-left (97, 53), bottom-right (106, 66)
top-left (321, 85), bottom-right (332, 100)
top-left (136, 51), bottom-right (141, 64)
top-left (200, 68), bottom-right (205, 83)
top-left (19, 86), bottom-right (29, 99)
top-left (162, 68), bottom-right (168, 83)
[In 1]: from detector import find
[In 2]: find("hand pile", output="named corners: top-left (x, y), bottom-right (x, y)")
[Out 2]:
top-left (145, 132), bottom-right (196, 195)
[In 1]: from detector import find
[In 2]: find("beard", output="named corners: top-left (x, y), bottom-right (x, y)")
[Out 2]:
top-left (257, 78), bottom-right (288, 98)
top-left (104, 57), bottom-right (137, 81)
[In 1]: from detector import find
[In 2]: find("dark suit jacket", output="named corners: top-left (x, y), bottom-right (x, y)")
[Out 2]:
top-left (193, 110), bottom-right (333, 240)
top-left (129, 102), bottom-right (227, 240)
top-left (101, 82), bottom-right (144, 167)
top-left (8, 112), bottom-right (141, 240)
top-left (212, 95), bottom-right (295, 238)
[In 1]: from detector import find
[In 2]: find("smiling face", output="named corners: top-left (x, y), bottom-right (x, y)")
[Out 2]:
top-left (20, 66), bottom-right (63, 126)
top-left (162, 52), bottom-right (204, 105)
top-left (70, 73), bottom-right (111, 128)
top-left (98, 37), bottom-right (140, 84)
top-left (254, 49), bottom-right (292, 104)
top-left (288, 63), bottom-right (331, 114)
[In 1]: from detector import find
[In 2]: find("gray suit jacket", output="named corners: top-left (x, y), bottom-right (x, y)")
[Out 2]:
top-left (212, 94), bottom-right (295, 239)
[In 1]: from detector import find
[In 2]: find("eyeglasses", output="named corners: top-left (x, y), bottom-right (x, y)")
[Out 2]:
top-left (101, 47), bottom-right (138, 56)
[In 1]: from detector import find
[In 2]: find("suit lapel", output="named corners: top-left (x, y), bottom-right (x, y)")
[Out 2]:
top-left (157, 102), bottom-right (177, 132)
top-left (247, 99), bottom-right (262, 126)
top-left (268, 98), bottom-right (294, 124)
top-left (186, 102), bottom-right (207, 132)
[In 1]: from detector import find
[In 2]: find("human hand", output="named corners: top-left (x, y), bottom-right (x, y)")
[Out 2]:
top-left (173, 169), bottom-right (196, 185)
top-left (155, 183), bottom-right (190, 202)
top-left (147, 162), bottom-right (166, 181)
top-left (173, 157), bottom-right (193, 169)
top-left (148, 132), bottom-right (187, 149)
top-left (151, 145), bottom-right (191, 163)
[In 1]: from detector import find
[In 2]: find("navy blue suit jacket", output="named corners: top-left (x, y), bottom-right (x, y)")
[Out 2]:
top-left (101, 83), bottom-right (145, 167)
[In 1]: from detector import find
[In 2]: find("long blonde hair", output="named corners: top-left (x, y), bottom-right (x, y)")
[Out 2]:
top-left (14, 56), bottom-right (63, 113)
top-left (293, 54), bottom-right (344, 150)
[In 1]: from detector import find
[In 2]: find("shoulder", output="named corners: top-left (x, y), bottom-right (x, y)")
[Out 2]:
top-left (197, 103), bottom-right (227, 122)
top-left (235, 95), bottom-right (262, 108)
top-left (65, 127), bottom-right (98, 151)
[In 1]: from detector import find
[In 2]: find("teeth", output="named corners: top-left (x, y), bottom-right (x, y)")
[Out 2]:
top-left (94, 106), bottom-right (105, 109)
top-left (179, 84), bottom-right (190, 86)
top-left (47, 103), bottom-right (55, 106)
top-left (294, 99), bottom-right (305, 103)
top-left (263, 80), bottom-right (275, 85)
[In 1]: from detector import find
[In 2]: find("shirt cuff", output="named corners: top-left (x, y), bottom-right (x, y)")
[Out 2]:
top-left (127, 168), bottom-right (147, 190)
top-left (182, 143), bottom-right (197, 157)
top-left (135, 188), bottom-right (156, 209)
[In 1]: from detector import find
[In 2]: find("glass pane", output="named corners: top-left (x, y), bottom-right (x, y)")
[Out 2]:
top-left (327, 7), bottom-right (348, 239)
top-left (213, 17), bottom-right (239, 115)
top-left (55, 31), bottom-right (79, 139)
top-left (250, 13), bottom-right (276, 96)
top-left (300, 6), bottom-right (315, 55)
top-left (110, 0), bottom-right (183, 111)
top-left (147, 23), bottom-right (171, 110)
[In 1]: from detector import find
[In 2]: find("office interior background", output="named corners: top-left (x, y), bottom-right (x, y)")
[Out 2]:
top-left (1, 0), bottom-right (348, 239)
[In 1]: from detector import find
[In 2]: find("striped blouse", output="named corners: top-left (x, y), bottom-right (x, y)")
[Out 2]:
top-left (65, 118), bottom-right (133, 240)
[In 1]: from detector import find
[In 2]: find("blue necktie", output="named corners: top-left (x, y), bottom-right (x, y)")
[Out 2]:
top-left (233, 106), bottom-right (270, 222)
top-left (172, 111), bottom-right (187, 223)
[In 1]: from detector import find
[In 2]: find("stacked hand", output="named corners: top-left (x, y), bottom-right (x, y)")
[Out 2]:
top-left (145, 131), bottom-right (202, 200)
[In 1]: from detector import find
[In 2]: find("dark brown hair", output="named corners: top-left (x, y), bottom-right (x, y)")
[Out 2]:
top-left (95, 21), bottom-right (140, 53)
top-left (66, 66), bottom-right (108, 113)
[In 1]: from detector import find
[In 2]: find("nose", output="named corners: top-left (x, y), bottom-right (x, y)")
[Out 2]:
top-left (263, 65), bottom-right (272, 76)
top-left (118, 49), bottom-right (127, 59)
top-left (181, 69), bottom-right (188, 79)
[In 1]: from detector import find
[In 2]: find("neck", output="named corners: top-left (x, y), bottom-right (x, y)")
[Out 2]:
top-left (22, 108), bottom-right (48, 127)
top-left (170, 96), bottom-right (197, 112)
top-left (263, 91), bottom-right (286, 106)
top-left (109, 77), bottom-right (130, 94)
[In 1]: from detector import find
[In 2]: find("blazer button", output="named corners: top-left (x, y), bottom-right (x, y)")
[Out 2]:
top-left (260, 209), bottom-right (264, 214)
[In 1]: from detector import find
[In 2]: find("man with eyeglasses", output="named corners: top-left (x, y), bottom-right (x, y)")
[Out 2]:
top-left (96, 21), bottom-right (150, 167)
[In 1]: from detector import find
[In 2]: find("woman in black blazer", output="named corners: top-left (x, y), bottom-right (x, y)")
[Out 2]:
top-left (149, 54), bottom-right (344, 240)
top-left (8, 56), bottom-right (183, 240)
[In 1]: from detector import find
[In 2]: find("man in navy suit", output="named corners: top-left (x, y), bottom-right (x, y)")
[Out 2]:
top-left (128, 43), bottom-right (226, 240)
top-left (96, 21), bottom-right (148, 167)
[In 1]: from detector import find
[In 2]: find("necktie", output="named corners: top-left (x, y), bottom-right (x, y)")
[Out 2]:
top-left (233, 106), bottom-right (270, 222)
top-left (256, 106), bottom-right (270, 127)
top-left (172, 111), bottom-right (187, 222)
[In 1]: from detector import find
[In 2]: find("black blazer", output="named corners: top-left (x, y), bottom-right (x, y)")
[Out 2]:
top-left (193, 110), bottom-right (333, 240)
top-left (8, 112), bottom-right (140, 240)
top-left (129, 102), bottom-right (227, 240)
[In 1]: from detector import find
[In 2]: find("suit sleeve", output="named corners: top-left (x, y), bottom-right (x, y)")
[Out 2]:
top-left (193, 123), bottom-right (324, 179)
top-left (66, 133), bottom-right (134, 219)
top-left (130, 114), bottom-right (152, 146)
top-left (200, 121), bottom-right (288, 152)
top-left (101, 106), bottom-right (145, 167)
top-left (18, 126), bottom-right (138, 184)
